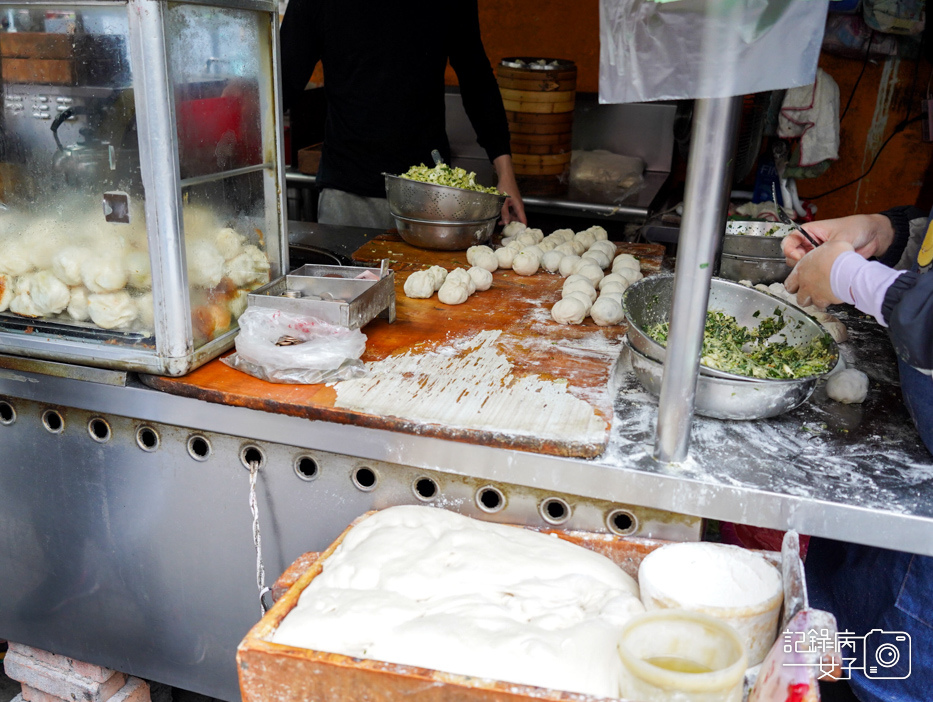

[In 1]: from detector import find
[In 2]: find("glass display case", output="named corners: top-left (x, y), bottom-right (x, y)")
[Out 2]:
top-left (0, 0), bottom-right (285, 374)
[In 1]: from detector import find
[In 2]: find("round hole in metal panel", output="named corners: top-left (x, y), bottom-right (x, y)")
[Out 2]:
top-left (0, 401), bottom-right (15, 425)
top-left (240, 445), bottom-right (266, 471)
top-left (136, 426), bottom-right (160, 452)
top-left (412, 476), bottom-right (438, 502)
top-left (476, 486), bottom-right (505, 513)
top-left (294, 455), bottom-right (319, 481)
top-left (187, 435), bottom-right (212, 461)
top-left (540, 497), bottom-right (571, 526)
top-left (87, 417), bottom-right (111, 443)
top-left (42, 409), bottom-right (64, 434)
top-left (352, 466), bottom-right (377, 492)
top-left (606, 508), bottom-right (638, 536)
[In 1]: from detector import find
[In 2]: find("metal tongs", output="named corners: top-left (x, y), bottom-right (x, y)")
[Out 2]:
top-left (772, 182), bottom-right (820, 249)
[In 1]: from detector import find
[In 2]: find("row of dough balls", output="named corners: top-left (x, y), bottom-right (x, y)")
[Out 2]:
top-left (738, 280), bottom-right (848, 343)
top-left (477, 223), bottom-right (619, 279)
top-left (403, 264), bottom-right (493, 305)
top-left (552, 254), bottom-right (642, 326)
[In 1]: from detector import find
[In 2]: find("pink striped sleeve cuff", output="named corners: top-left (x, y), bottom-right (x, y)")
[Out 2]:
top-left (829, 251), bottom-right (907, 327)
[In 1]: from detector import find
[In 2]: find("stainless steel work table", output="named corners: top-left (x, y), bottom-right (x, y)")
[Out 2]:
top-left (0, 222), bottom-right (930, 700)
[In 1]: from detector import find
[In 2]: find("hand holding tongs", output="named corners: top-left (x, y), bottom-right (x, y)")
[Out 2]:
top-left (772, 182), bottom-right (820, 249)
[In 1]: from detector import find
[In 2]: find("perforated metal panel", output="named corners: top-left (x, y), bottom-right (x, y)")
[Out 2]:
top-left (384, 174), bottom-right (504, 221)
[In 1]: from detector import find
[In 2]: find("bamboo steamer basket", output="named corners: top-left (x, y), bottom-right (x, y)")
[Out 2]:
top-left (497, 57), bottom-right (576, 193)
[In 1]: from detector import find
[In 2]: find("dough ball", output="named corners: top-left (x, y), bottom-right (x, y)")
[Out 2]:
top-left (502, 221), bottom-right (527, 238)
top-left (80, 254), bottom-right (127, 293)
top-left (564, 290), bottom-right (593, 313)
top-left (612, 254), bottom-right (640, 272)
top-left (541, 250), bottom-right (564, 273)
top-left (495, 247), bottom-right (516, 270)
top-left (0, 237), bottom-right (35, 276)
top-left (466, 245), bottom-right (495, 267)
top-left (124, 251), bottom-right (152, 289)
top-left (581, 249), bottom-right (610, 269)
top-left (738, 279), bottom-right (754, 287)
top-left (438, 281), bottom-right (470, 305)
top-left (88, 291), bottom-right (138, 330)
top-left (520, 245), bottom-right (544, 262)
top-left (826, 369), bottom-right (869, 404)
top-left (404, 271), bottom-right (434, 299)
top-left (512, 251), bottom-right (540, 276)
top-left (215, 227), bottom-right (246, 261)
top-left (505, 239), bottom-right (524, 252)
top-left (0, 273), bottom-right (12, 312)
top-left (550, 228), bottom-right (575, 243)
top-left (598, 273), bottom-right (630, 291)
top-left (224, 245), bottom-right (271, 288)
top-left (426, 265), bottom-right (448, 291)
top-left (586, 226), bottom-right (609, 241)
top-left (551, 297), bottom-right (587, 324)
top-left (524, 228), bottom-right (544, 243)
top-left (501, 236), bottom-right (515, 246)
top-left (569, 258), bottom-right (591, 275)
top-left (447, 268), bottom-right (476, 294)
top-left (10, 291), bottom-right (41, 317)
top-left (569, 240), bottom-right (587, 255)
top-left (558, 255), bottom-right (582, 277)
top-left (67, 286), bottom-right (90, 321)
top-left (589, 240), bottom-right (617, 258)
top-left (614, 267), bottom-right (642, 285)
top-left (590, 297), bottom-right (625, 326)
top-left (768, 282), bottom-right (786, 297)
top-left (824, 321), bottom-right (847, 343)
top-left (576, 263), bottom-right (604, 286)
top-left (135, 291), bottom-right (155, 329)
top-left (754, 284), bottom-right (771, 293)
top-left (472, 250), bottom-right (499, 273)
top-left (51, 246), bottom-right (92, 286)
top-left (516, 232), bottom-right (537, 247)
top-left (30, 270), bottom-right (70, 315)
top-left (193, 302), bottom-right (232, 340)
top-left (554, 242), bottom-right (575, 255)
top-left (562, 278), bottom-right (597, 302)
top-left (538, 239), bottom-right (556, 253)
top-left (599, 281), bottom-right (628, 295)
top-left (562, 273), bottom-right (591, 289)
top-left (598, 291), bottom-right (624, 307)
top-left (467, 266), bottom-right (493, 291)
top-left (574, 231), bottom-right (597, 249)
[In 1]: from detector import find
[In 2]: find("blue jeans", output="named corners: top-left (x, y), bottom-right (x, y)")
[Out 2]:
top-left (804, 360), bottom-right (933, 701)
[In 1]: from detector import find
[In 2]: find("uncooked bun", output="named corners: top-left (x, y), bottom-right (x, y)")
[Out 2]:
top-left (590, 297), bottom-right (625, 326)
top-left (467, 267), bottom-right (493, 291)
top-left (438, 281), bottom-right (470, 305)
top-left (512, 252), bottom-right (540, 276)
top-left (541, 250), bottom-right (564, 273)
top-left (551, 297), bottom-right (587, 324)
top-left (495, 247), bottom-right (516, 270)
top-left (559, 255), bottom-right (582, 278)
top-left (826, 369), bottom-right (868, 404)
top-left (404, 271), bottom-right (434, 299)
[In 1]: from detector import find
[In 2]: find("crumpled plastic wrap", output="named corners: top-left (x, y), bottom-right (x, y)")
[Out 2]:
top-left (599, 0), bottom-right (831, 104)
top-left (222, 306), bottom-right (368, 384)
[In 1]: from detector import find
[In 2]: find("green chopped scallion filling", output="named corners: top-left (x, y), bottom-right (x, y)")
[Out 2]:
top-left (400, 163), bottom-right (503, 195)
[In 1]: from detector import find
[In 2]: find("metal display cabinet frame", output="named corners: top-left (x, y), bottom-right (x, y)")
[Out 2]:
top-left (0, 0), bottom-right (288, 375)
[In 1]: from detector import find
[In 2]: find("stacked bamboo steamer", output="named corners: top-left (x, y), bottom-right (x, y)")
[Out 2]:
top-left (497, 57), bottom-right (577, 194)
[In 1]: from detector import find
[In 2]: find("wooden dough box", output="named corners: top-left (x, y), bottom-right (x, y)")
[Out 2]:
top-left (237, 513), bottom-right (828, 702)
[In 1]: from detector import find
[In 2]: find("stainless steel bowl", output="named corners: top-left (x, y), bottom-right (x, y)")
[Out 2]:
top-left (624, 339), bottom-right (816, 420)
top-left (393, 215), bottom-right (497, 251)
top-left (722, 221), bottom-right (793, 257)
top-left (385, 174), bottom-right (506, 221)
top-left (622, 274), bottom-right (838, 382)
top-left (719, 253), bottom-right (791, 286)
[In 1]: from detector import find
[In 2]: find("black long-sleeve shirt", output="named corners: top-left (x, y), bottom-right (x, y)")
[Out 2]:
top-left (280, 0), bottom-right (511, 198)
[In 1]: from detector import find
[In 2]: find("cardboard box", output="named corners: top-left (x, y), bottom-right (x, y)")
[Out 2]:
top-left (296, 143), bottom-right (322, 175)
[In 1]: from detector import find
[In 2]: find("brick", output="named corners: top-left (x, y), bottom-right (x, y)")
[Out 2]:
top-left (4, 651), bottom-right (126, 702)
top-left (21, 684), bottom-right (67, 702)
top-left (8, 644), bottom-right (115, 683)
top-left (108, 678), bottom-right (149, 702)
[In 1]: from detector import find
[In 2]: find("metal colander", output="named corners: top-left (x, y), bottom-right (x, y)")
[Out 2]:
top-left (384, 174), bottom-right (506, 221)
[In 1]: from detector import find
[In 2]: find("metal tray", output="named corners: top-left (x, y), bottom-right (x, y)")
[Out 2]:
top-left (722, 221), bottom-right (793, 257)
top-left (247, 263), bottom-right (395, 329)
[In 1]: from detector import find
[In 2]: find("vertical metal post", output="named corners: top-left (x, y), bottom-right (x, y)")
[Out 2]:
top-left (653, 96), bottom-right (742, 463)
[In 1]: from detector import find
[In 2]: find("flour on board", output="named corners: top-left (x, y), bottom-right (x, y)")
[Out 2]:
top-left (332, 330), bottom-right (608, 442)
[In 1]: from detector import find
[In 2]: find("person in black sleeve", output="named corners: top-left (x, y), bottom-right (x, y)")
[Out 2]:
top-left (783, 207), bottom-right (933, 702)
top-left (280, 0), bottom-right (527, 229)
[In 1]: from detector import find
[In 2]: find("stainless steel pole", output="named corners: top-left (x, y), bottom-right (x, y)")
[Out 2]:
top-left (654, 96), bottom-right (742, 463)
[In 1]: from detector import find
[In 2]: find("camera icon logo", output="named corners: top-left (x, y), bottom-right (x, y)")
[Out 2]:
top-left (862, 630), bottom-right (911, 679)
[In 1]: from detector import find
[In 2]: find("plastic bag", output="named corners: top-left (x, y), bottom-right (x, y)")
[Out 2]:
top-left (569, 150), bottom-right (645, 203)
top-left (599, 0), bottom-right (831, 104)
top-left (222, 306), bottom-right (368, 384)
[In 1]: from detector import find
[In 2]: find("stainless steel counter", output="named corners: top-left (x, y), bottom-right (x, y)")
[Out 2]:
top-left (0, 222), bottom-right (931, 700)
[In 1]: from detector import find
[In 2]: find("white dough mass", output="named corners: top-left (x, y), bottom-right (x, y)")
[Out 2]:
top-left (551, 297), bottom-right (588, 324)
top-left (590, 297), bottom-right (625, 326)
top-left (403, 271), bottom-right (434, 299)
top-left (558, 255), bottom-right (582, 278)
top-left (467, 266), bottom-right (493, 291)
top-left (541, 249), bottom-right (564, 273)
top-left (512, 251), bottom-right (540, 276)
top-left (494, 246), bottom-right (515, 270)
top-left (87, 291), bottom-right (138, 330)
top-left (438, 281), bottom-right (470, 305)
top-left (425, 265), bottom-right (448, 291)
top-left (826, 369), bottom-right (869, 404)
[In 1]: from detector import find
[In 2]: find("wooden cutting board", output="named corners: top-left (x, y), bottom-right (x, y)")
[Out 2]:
top-left (146, 235), bottom-right (664, 458)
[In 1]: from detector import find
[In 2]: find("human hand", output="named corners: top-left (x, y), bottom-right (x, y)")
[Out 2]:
top-left (783, 214), bottom-right (894, 266)
top-left (492, 154), bottom-right (527, 225)
top-left (784, 240), bottom-right (854, 309)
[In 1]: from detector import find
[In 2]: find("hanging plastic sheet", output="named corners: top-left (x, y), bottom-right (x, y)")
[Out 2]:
top-left (599, 0), bottom-right (831, 104)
